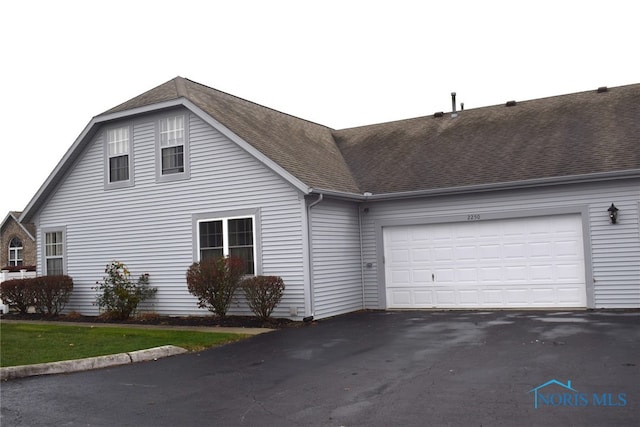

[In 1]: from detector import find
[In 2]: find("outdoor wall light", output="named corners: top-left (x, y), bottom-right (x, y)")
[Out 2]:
top-left (607, 203), bottom-right (619, 224)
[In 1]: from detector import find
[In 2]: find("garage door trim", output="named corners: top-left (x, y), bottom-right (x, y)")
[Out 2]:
top-left (375, 206), bottom-right (593, 309)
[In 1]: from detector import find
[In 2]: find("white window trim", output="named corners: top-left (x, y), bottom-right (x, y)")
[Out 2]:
top-left (103, 124), bottom-right (134, 190)
top-left (42, 227), bottom-right (67, 276)
top-left (156, 113), bottom-right (190, 183)
top-left (8, 237), bottom-right (23, 266)
top-left (192, 210), bottom-right (260, 275)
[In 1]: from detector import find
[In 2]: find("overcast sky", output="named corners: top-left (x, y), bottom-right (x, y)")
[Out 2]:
top-left (2, 0), bottom-right (638, 219)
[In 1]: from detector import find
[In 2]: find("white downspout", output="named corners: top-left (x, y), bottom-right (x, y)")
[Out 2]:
top-left (358, 204), bottom-right (366, 309)
top-left (305, 193), bottom-right (323, 321)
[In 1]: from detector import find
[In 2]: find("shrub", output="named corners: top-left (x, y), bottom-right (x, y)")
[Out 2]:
top-left (94, 261), bottom-right (156, 320)
top-left (31, 275), bottom-right (73, 315)
top-left (0, 278), bottom-right (36, 314)
top-left (241, 276), bottom-right (285, 321)
top-left (186, 256), bottom-right (245, 318)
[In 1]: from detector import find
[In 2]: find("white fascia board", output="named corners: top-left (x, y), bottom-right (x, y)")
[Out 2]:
top-left (20, 120), bottom-right (100, 223)
top-left (20, 98), bottom-right (311, 222)
top-left (182, 99), bottom-right (311, 195)
top-left (20, 100), bottom-right (187, 223)
top-left (361, 169), bottom-right (640, 201)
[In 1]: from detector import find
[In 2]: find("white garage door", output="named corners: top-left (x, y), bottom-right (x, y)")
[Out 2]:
top-left (384, 214), bottom-right (586, 308)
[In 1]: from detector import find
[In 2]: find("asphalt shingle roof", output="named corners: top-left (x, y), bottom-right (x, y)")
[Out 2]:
top-left (333, 84), bottom-right (640, 194)
top-left (102, 78), bottom-right (361, 193)
top-left (102, 78), bottom-right (640, 196)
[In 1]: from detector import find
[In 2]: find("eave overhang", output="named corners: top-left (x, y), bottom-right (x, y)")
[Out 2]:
top-left (20, 98), bottom-right (312, 223)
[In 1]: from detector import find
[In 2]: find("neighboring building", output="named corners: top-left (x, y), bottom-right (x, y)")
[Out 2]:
top-left (1, 211), bottom-right (36, 270)
top-left (18, 78), bottom-right (640, 319)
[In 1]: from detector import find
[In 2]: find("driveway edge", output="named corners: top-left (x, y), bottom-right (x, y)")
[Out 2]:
top-left (1, 345), bottom-right (187, 381)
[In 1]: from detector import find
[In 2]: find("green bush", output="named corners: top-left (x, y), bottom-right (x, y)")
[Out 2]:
top-left (0, 278), bottom-right (36, 314)
top-left (94, 261), bottom-right (156, 320)
top-left (32, 275), bottom-right (74, 315)
top-left (241, 276), bottom-right (285, 321)
top-left (186, 256), bottom-right (245, 318)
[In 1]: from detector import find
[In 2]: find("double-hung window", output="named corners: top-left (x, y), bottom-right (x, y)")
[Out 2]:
top-left (8, 237), bottom-right (23, 266)
top-left (198, 216), bottom-right (255, 275)
top-left (44, 231), bottom-right (64, 276)
top-left (159, 115), bottom-right (186, 176)
top-left (107, 127), bottom-right (130, 183)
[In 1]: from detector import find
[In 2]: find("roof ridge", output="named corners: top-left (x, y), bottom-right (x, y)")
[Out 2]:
top-left (174, 76), bottom-right (188, 98)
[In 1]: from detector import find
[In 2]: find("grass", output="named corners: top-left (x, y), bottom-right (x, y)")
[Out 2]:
top-left (0, 323), bottom-right (248, 367)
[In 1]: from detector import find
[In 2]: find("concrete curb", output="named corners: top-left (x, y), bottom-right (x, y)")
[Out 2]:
top-left (1, 345), bottom-right (187, 381)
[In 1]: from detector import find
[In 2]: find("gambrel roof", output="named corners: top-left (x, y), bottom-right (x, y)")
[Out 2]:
top-left (20, 78), bottom-right (640, 221)
top-left (104, 77), bottom-right (640, 196)
top-left (102, 77), bottom-right (361, 194)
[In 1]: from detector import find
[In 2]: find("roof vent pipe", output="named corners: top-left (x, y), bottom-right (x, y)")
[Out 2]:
top-left (451, 92), bottom-right (458, 118)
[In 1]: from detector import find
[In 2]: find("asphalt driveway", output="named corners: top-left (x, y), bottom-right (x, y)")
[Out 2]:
top-left (1, 310), bottom-right (639, 426)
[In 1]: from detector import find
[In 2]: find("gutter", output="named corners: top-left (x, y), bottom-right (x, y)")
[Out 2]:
top-left (309, 169), bottom-right (640, 203)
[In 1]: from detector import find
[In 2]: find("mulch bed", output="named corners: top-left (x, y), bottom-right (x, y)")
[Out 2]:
top-left (0, 312), bottom-right (302, 329)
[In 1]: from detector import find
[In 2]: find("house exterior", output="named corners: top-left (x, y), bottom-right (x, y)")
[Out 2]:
top-left (1, 211), bottom-right (36, 270)
top-left (19, 78), bottom-right (640, 319)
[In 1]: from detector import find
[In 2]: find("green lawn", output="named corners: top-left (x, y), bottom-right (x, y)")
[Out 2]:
top-left (0, 323), bottom-right (248, 367)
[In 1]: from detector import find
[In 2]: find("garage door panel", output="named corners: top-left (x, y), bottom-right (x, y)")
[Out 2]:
top-left (504, 265), bottom-right (528, 281)
top-left (479, 244), bottom-right (501, 260)
top-left (556, 263), bottom-right (582, 279)
top-left (411, 269), bottom-right (431, 284)
top-left (483, 289), bottom-right (505, 304)
top-left (389, 248), bottom-right (410, 263)
top-left (414, 291), bottom-right (433, 305)
top-left (457, 268), bottom-right (477, 282)
top-left (558, 287), bottom-right (583, 302)
top-left (505, 289), bottom-right (529, 304)
top-left (434, 290), bottom-right (456, 305)
top-left (384, 214), bottom-right (586, 309)
top-left (479, 267), bottom-right (502, 281)
top-left (531, 265), bottom-right (553, 280)
top-left (390, 270), bottom-right (411, 285)
top-left (555, 241), bottom-right (581, 257)
top-left (458, 290), bottom-right (481, 304)
top-left (389, 290), bottom-right (412, 306)
top-left (503, 243), bottom-right (527, 258)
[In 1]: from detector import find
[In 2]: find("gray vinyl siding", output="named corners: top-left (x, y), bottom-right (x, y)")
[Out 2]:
top-left (35, 108), bottom-right (307, 318)
top-left (310, 199), bottom-right (363, 319)
top-left (360, 179), bottom-right (640, 309)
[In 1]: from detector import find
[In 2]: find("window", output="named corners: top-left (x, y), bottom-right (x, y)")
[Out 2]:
top-left (107, 127), bottom-right (130, 182)
top-left (160, 115), bottom-right (185, 175)
top-left (157, 114), bottom-right (189, 182)
top-left (198, 217), bottom-right (255, 275)
top-left (45, 231), bottom-right (64, 275)
top-left (8, 237), bottom-right (23, 266)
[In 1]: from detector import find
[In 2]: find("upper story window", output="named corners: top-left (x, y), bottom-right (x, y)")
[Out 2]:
top-left (157, 114), bottom-right (189, 182)
top-left (160, 115), bottom-right (184, 174)
top-left (8, 237), bottom-right (23, 266)
top-left (107, 127), bottom-right (130, 182)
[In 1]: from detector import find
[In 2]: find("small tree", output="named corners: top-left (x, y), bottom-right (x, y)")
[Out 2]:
top-left (94, 261), bottom-right (156, 320)
top-left (241, 276), bottom-right (285, 321)
top-left (186, 256), bottom-right (245, 318)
